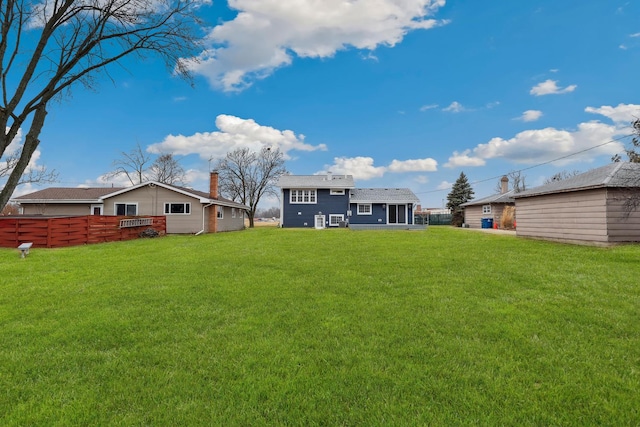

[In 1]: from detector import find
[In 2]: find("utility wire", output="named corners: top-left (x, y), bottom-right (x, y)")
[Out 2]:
top-left (415, 132), bottom-right (633, 196)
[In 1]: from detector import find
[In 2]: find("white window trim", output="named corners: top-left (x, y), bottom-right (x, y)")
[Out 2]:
top-left (482, 205), bottom-right (492, 214)
top-left (231, 208), bottom-right (236, 218)
top-left (114, 202), bottom-right (138, 216)
top-left (329, 214), bottom-right (344, 227)
top-left (330, 189), bottom-right (345, 195)
top-left (217, 206), bottom-right (223, 219)
top-left (164, 202), bottom-right (191, 215)
top-left (290, 189), bottom-right (317, 204)
top-left (357, 204), bottom-right (372, 215)
top-left (90, 204), bottom-right (103, 215)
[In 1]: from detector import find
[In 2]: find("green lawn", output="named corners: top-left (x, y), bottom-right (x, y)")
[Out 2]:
top-left (1, 227), bottom-right (639, 425)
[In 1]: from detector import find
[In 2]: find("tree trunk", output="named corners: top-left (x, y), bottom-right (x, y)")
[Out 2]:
top-left (0, 105), bottom-right (48, 211)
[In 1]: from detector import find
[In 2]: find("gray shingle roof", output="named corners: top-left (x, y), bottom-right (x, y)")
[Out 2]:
top-left (13, 187), bottom-right (124, 202)
top-left (460, 190), bottom-right (515, 207)
top-left (277, 174), bottom-right (355, 189)
top-left (350, 188), bottom-right (420, 204)
top-left (514, 162), bottom-right (640, 198)
top-left (13, 182), bottom-right (250, 210)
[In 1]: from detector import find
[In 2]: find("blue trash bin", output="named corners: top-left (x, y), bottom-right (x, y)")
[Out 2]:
top-left (481, 218), bottom-right (489, 228)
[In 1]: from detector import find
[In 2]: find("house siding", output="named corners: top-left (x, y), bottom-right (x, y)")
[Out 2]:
top-left (21, 203), bottom-right (92, 216)
top-left (209, 206), bottom-right (246, 232)
top-left (605, 188), bottom-right (640, 243)
top-left (104, 186), bottom-right (204, 234)
top-left (464, 203), bottom-right (512, 228)
top-left (348, 203), bottom-right (387, 225)
top-left (281, 189), bottom-right (349, 228)
top-left (463, 205), bottom-right (484, 229)
top-left (515, 189), bottom-right (609, 243)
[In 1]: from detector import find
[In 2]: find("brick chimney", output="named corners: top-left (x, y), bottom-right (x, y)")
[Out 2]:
top-left (210, 171), bottom-right (219, 199)
top-left (500, 175), bottom-right (509, 194)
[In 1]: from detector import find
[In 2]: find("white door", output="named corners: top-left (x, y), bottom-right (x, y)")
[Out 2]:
top-left (314, 215), bottom-right (325, 229)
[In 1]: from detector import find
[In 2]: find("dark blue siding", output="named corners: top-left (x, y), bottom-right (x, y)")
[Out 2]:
top-left (348, 203), bottom-right (387, 225)
top-left (281, 189), bottom-right (349, 228)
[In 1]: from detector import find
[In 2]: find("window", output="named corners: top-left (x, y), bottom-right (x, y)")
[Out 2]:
top-left (329, 214), bottom-right (344, 227)
top-left (115, 203), bottom-right (137, 216)
top-left (231, 208), bottom-right (236, 218)
top-left (357, 204), bottom-right (372, 215)
top-left (482, 205), bottom-right (492, 214)
top-left (290, 189), bottom-right (317, 204)
top-left (330, 189), bottom-right (345, 195)
top-left (217, 206), bottom-right (223, 219)
top-left (164, 203), bottom-right (191, 215)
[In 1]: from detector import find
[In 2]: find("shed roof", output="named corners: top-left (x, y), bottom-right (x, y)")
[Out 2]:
top-left (460, 190), bottom-right (515, 207)
top-left (350, 188), bottom-right (420, 204)
top-left (277, 174), bottom-right (355, 189)
top-left (514, 162), bottom-right (640, 199)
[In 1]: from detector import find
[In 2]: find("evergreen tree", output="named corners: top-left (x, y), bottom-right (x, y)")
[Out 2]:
top-left (447, 172), bottom-right (474, 227)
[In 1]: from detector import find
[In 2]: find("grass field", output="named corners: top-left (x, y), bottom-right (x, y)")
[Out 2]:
top-left (1, 227), bottom-right (639, 425)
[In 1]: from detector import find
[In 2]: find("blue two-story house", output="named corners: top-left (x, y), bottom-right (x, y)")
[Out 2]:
top-left (277, 174), bottom-right (422, 229)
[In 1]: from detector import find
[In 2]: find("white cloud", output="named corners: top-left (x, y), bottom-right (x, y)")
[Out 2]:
top-left (443, 101), bottom-right (466, 113)
top-left (530, 79), bottom-right (577, 96)
top-left (414, 175), bottom-right (429, 184)
top-left (387, 158), bottom-right (437, 172)
top-left (322, 156), bottom-right (437, 180)
top-left (420, 104), bottom-right (439, 111)
top-left (444, 150), bottom-right (486, 168)
top-left (437, 181), bottom-right (452, 190)
top-left (2, 128), bottom-right (48, 181)
top-left (185, 0), bottom-right (449, 91)
top-left (517, 110), bottom-right (543, 122)
top-left (324, 156), bottom-right (386, 180)
top-left (585, 103), bottom-right (640, 124)
top-left (630, 32), bottom-right (640, 38)
top-left (445, 104), bottom-right (639, 167)
top-left (148, 114), bottom-right (327, 161)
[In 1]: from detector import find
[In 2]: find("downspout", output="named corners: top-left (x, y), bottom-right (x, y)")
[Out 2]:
top-left (196, 203), bottom-right (214, 235)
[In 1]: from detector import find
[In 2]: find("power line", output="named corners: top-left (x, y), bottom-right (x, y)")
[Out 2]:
top-left (415, 132), bottom-right (633, 196)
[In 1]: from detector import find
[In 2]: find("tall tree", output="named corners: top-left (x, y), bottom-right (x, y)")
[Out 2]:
top-left (149, 153), bottom-right (186, 185)
top-left (215, 147), bottom-right (287, 228)
top-left (107, 143), bottom-right (153, 185)
top-left (0, 0), bottom-right (202, 211)
top-left (446, 171), bottom-right (474, 227)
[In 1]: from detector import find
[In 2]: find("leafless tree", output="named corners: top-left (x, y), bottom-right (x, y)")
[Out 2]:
top-left (149, 153), bottom-right (186, 185)
top-left (494, 170), bottom-right (527, 193)
top-left (215, 147), bottom-right (287, 228)
top-left (0, 0), bottom-right (203, 211)
top-left (612, 118), bottom-right (640, 163)
top-left (107, 143), bottom-right (153, 185)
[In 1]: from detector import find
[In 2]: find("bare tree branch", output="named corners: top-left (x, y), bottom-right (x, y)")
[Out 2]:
top-left (0, 0), bottom-right (203, 210)
top-left (216, 147), bottom-right (287, 228)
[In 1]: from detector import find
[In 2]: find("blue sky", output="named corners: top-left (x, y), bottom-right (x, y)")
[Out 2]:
top-left (11, 0), bottom-right (640, 208)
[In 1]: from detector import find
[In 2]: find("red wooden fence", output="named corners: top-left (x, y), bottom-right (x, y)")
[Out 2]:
top-left (0, 215), bottom-right (166, 248)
